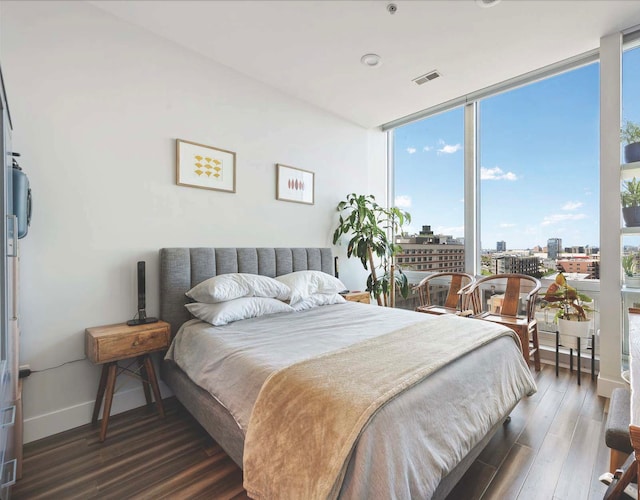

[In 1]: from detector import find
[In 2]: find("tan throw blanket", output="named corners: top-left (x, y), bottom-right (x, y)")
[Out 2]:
top-left (243, 315), bottom-right (518, 499)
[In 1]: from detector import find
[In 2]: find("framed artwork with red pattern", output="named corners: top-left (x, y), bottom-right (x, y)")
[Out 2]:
top-left (276, 164), bottom-right (314, 205)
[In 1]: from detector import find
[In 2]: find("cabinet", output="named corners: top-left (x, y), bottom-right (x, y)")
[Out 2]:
top-left (86, 321), bottom-right (170, 441)
top-left (0, 67), bottom-right (19, 497)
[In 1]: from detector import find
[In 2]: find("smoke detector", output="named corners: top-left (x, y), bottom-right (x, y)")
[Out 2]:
top-left (361, 53), bottom-right (382, 68)
top-left (413, 70), bottom-right (441, 85)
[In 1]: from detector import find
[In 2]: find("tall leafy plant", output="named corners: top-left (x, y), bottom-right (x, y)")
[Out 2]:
top-left (332, 194), bottom-right (411, 306)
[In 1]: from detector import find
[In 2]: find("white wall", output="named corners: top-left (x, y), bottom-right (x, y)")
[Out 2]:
top-left (0, 1), bottom-right (385, 442)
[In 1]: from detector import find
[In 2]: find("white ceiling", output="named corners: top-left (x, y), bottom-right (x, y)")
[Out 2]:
top-left (91, 0), bottom-right (640, 129)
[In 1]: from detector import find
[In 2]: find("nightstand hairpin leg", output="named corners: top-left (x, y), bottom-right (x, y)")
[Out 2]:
top-left (91, 364), bottom-right (109, 425)
top-left (100, 363), bottom-right (118, 442)
top-left (144, 356), bottom-right (165, 418)
top-left (138, 356), bottom-right (152, 406)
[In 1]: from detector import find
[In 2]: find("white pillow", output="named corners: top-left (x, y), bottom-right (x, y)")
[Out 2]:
top-left (185, 297), bottom-right (294, 326)
top-left (275, 270), bottom-right (347, 305)
top-left (291, 293), bottom-right (346, 312)
top-left (186, 273), bottom-right (290, 304)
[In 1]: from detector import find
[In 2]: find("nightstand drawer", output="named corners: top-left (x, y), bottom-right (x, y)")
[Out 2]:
top-left (100, 329), bottom-right (168, 362)
top-left (343, 291), bottom-right (371, 304)
top-left (86, 322), bottom-right (170, 364)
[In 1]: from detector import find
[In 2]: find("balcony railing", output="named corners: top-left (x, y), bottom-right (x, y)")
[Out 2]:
top-left (397, 271), bottom-right (601, 355)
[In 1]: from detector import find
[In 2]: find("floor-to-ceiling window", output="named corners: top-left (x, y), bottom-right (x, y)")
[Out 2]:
top-left (479, 63), bottom-right (600, 279)
top-left (392, 108), bottom-right (464, 308)
top-left (391, 59), bottom-right (600, 315)
top-left (393, 62), bottom-right (600, 275)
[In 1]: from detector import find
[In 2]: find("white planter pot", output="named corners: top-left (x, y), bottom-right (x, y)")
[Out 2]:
top-left (626, 275), bottom-right (640, 288)
top-left (557, 317), bottom-right (591, 348)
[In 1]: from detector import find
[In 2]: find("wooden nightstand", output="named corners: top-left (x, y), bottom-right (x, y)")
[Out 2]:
top-left (342, 291), bottom-right (371, 304)
top-left (85, 320), bottom-right (170, 442)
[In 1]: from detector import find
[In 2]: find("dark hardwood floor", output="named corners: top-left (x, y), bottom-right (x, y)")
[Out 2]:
top-left (14, 364), bottom-right (610, 499)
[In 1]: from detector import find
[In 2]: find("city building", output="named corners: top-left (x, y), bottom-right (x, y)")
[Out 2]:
top-left (556, 257), bottom-right (600, 279)
top-left (547, 238), bottom-right (562, 259)
top-left (490, 254), bottom-right (541, 276)
top-left (564, 246), bottom-right (586, 254)
top-left (396, 225), bottom-right (465, 272)
top-left (497, 241), bottom-right (506, 252)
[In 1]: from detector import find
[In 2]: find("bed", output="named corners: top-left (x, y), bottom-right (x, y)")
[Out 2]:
top-left (159, 247), bottom-right (537, 499)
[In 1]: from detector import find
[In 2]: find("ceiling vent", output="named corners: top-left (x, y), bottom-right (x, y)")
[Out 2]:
top-left (413, 70), bottom-right (441, 85)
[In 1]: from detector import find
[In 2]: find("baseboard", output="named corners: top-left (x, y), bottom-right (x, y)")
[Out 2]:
top-left (24, 382), bottom-right (172, 444)
top-left (538, 346), bottom-right (600, 372)
top-left (597, 373), bottom-right (628, 398)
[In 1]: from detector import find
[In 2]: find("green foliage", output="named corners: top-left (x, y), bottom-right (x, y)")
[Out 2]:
top-left (333, 194), bottom-right (411, 302)
top-left (622, 121), bottom-right (640, 145)
top-left (366, 269), bottom-right (409, 303)
top-left (621, 178), bottom-right (640, 208)
top-left (541, 272), bottom-right (594, 322)
top-left (623, 254), bottom-right (637, 277)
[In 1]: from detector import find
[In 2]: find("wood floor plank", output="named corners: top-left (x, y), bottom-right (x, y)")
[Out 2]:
top-left (477, 398), bottom-right (536, 468)
top-left (445, 459), bottom-right (496, 500)
top-left (548, 375), bottom-right (589, 440)
top-left (554, 415), bottom-right (603, 500)
top-left (12, 366), bottom-right (614, 500)
top-left (481, 443), bottom-right (536, 500)
top-left (526, 364), bottom-right (565, 403)
top-left (516, 387), bottom-right (565, 452)
top-left (581, 381), bottom-right (607, 422)
top-left (516, 430), bottom-right (572, 500)
top-left (588, 418), bottom-right (613, 500)
top-left (127, 450), bottom-right (230, 499)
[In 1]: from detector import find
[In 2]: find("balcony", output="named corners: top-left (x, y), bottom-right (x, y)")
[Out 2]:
top-left (396, 271), bottom-right (602, 368)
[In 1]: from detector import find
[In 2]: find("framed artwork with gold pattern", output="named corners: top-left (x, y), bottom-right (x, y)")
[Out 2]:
top-left (176, 139), bottom-right (236, 193)
top-left (276, 164), bottom-right (314, 205)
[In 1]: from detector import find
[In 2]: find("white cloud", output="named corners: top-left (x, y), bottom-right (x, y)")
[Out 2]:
top-left (423, 146), bottom-right (432, 152)
top-left (437, 142), bottom-right (462, 154)
top-left (541, 213), bottom-right (587, 226)
top-left (499, 223), bottom-right (516, 228)
top-left (406, 147), bottom-right (416, 154)
top-left (562, 201), bottom-right (583, 211)
top-left (394, 195), bottom-right (412, 208)
top-left (480, 166), bottom-right (518, 181)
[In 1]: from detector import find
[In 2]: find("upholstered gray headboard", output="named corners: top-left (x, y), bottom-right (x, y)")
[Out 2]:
top-left (159, 247), bottom-right (334, 335)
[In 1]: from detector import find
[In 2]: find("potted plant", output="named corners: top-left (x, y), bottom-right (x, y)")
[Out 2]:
top-left (333, 194), bottom-right (411, 307)
top-left (622, 120), bottom-right (640, 164)
top-left (621, 177), bottom-right (640, 227)
top-left (541, 272), bottom-right (595, 338)
top-left (623, 254), bottom-right (640, 288)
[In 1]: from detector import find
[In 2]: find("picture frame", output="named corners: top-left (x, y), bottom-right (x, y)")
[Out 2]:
top-left (176, 139), bottom-right (236, 193)
top-left (276, 164), bottom-right (315, 205)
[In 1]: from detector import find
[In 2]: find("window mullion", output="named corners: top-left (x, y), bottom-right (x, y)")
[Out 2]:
top-left (464, 102), bottom-right (479, 275)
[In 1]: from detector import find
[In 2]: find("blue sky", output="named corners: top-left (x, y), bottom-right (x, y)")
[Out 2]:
top-left (394, 46), bottom-right (640, 251)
